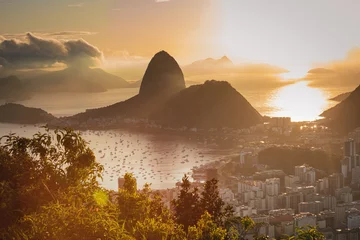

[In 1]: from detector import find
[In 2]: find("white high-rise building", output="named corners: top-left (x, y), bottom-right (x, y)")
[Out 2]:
top-left (265, 178), bottom-right (280, 196)
top-left (295, 164), bottom-right (316, 185)
top-left (266, 195), bottom-right (278, 210)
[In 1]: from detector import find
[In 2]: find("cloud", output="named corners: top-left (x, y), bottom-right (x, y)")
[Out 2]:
top-left (68, 2), bottom-right (84, 7)
top-left (305, 47), bottom-right (360, 87)
top-left (44, 31), bottom-right (97, 37)
top-left (0, 32), bottom-right (103, 69)
top-left (1, 31), bottom-right (97, 40)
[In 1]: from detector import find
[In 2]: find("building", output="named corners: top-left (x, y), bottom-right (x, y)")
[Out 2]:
top-left (285, 175), bottom-right (300, 188)
top-left (238, 180), bottom-right (263, 194)
top-left (316, 177), bottom-right (329, 194)
top-left (295, 164), bottom-right (316, 185)
top-left (249, 198), bottom-right (267, 211)
top-left (347, 208), bottom-right (360, 229)
top-left (345, 139), bottom-right (357, 157)
top-left (265, 178), bottom-right (280, 196)
top-left (323, 195), bottom-right (337, 211)
top-left (335, 202), bottom-right (360, 228)
top-left (266, 195), bottom-right (278, 210)
top-left (278, 192), bottom-right (303, 213)
top-left (294, 212), bottom-right (317, 228)
top-left (317, 210), bottom-right (335, 229)
top-left (352, 166), bottom-right (360, 185)
top-left (219, 188), bottom-right (235, 204)
top-left (298, 201), bottom-right (323, 214)
top-left (328, 173), bottom-right (344, 195)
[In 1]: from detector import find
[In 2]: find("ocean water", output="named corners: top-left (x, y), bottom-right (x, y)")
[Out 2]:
top-left (0, 123), bottom-right (233, 190)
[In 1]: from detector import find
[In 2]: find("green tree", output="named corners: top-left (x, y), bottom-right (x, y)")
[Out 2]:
top-left (284, 226), bottom-right (325, 240)
top-left (0, 128), bottom-right (103, 234)
top-left (188, 212), bottom-right (227, 240)
top-left (6, 186), bottom-right (133, 240)
top-left (172, 175), bottom-right (202, 231)
top-left (118, 173), bottom-right (185, 240)
top-left (224, 216), bottom-right (255, 240)
top-left (200, 178), bottom-right (225, 224)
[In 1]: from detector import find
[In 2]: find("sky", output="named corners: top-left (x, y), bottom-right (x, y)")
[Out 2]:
top-left (1, 0), bottom-right (360, 77)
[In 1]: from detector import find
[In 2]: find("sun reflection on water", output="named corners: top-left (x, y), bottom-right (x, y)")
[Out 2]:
top-left (267, 81), bottom-right (331, 122)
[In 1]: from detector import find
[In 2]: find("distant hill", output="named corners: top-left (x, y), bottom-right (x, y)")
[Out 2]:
top-left (70, 50), bottom-right (186, 121)
top-left (0, 103), bottom-right (56, 124)
top-left (321, 85), bottom-right (360, 133)
top-left (329, 92), bottom-right (351, 102)
top-left (26, 67), bottom-right (130, 93)
top-left (189, 56), bottom-right (234, 68)
top-left (151, 80), bottom-right (263, 129)
top-left (183, 56), bottom-right (235, 75)
top-left (0, 76), bottom-right (32, 102)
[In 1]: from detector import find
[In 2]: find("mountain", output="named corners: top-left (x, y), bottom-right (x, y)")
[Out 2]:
top-left (151, 80), bottom-right (263, 129)
top-left (26, 67), bottom-right (130, 93)
top-left (139, 51), bottom-right (185, 97)
top-left (69, 51), bottom-right (186, 121)
top-left (188, 56), bottom-right (234, 69)
top-left (0, 76), bottom-right (32, 101)
top-left (321, 85), bottom-right (360, 133)
top-left (0, 103), bottom-right (55, 124)
top-left (183, 56), bottom-right (235, 75)
top-left (329, 92), bottom-right (351, 102)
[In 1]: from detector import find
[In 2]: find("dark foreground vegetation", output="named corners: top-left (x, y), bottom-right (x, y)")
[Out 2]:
top-left (0, 129), bottom-right (324, 239)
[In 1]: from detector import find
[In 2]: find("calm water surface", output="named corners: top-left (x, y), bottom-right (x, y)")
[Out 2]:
top-left (0, 123), bottom-right (232, 190)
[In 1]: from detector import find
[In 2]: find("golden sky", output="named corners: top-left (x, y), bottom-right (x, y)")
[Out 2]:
top-left (1, 0), bottom-right (360, 75)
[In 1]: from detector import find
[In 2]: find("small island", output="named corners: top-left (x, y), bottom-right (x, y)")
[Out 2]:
top-left (0, 103), bottom-right (56, 124)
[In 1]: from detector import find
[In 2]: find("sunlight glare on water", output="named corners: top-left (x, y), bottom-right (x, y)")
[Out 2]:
top-left (267, 81), bottom-right (330, 122)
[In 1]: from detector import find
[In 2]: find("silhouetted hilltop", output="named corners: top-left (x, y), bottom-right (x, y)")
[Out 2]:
top-left (321, 85), bottom-right (360, 133)
top-left (26, 67), bottom-right (129, 93)
top-left (70, 51), bottom-right (185, 121)
top-left (139, 50), bottom-right (185, 97)
top-left (0, 76), bottom-right (32, 101)
top-left (151, 80), bottom-right (263, 129)
top-left (329, 92), bottom-right (351, 102)
top-left (0, 103), bottom-right (55, 124)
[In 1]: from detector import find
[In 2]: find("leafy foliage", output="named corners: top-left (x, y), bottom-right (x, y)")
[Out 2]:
top-left (0, 128), bottom-right (103, 233)
top-left (118, 173), bottom-right (185, 240)
top-left (200, 178), bottom-right (225, 225)
top-left (172, 175), bottom-right (202, 231)
top-left (188, 212), bottom-right (227, 240)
